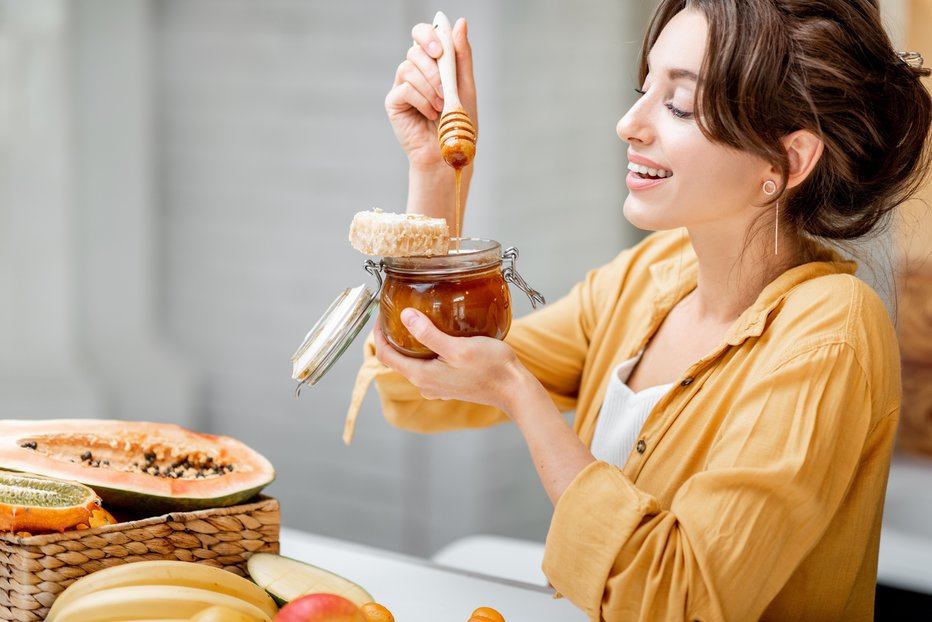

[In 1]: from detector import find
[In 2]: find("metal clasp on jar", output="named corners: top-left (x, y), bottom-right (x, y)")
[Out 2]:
top-left (503, 247), bottom-right (545, 309)
top-left (364, 259), bottom-right (385, 296)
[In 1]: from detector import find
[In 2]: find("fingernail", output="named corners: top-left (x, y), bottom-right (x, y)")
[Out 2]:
top-left (434, 97), bottom-right (444, 111)
top-left (401, 308), bottom-right (420, 328)
top-left (428, 41), bottom-right (442, 57)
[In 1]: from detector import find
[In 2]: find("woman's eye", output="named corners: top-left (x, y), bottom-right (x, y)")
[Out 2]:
top-left (665, 102), bottom-right (694, 119)
top-left (635, 86), bottom-right (694, 119)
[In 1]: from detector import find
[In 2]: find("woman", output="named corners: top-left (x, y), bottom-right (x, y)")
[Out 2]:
top-left (361, 1), bottom-right (932, 619)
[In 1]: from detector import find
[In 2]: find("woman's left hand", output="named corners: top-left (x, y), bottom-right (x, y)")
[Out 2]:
top-left (376, 308), bottom-right (597, 506)
top-left (373, 308), bottom-right (528, 413)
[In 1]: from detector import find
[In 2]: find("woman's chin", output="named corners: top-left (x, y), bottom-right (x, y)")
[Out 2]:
top-left (623, 200), bottom-right (670, 232)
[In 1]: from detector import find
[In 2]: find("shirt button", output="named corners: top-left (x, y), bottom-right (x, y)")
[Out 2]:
top-left (680, 376), bottom-right (694, 386)
top-left (636, 439), bottom-right (647, 454)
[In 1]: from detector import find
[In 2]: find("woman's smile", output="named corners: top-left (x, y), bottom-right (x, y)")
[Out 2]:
top-left (627, 161), bottom-right (672, 179)
top-left (626, 153), bottom-right (673, 191)
top-left (626, 168), bottom-right (671, 191)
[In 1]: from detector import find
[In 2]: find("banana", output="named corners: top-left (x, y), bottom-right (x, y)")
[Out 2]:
top-left (46, 561), bottom-right (277, 621)
top-left (191, 605), bottom-right (261, 622)
top-left (47, 584), bottom-right (269, 622)
top-left (108, 609), bottom-right (260, 622)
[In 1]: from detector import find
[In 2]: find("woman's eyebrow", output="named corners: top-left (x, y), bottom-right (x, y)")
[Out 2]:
top-left (645, 53), bottom-right (699, 82)
top-left (669, 68), bottom-right (698, 81)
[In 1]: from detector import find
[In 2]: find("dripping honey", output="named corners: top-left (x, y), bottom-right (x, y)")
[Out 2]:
top-left (454, 169), bottom-right (462, 250)
top-left (440, 135), bottom-right (473, 251)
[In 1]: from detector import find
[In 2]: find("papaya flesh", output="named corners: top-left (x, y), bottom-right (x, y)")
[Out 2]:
top-left (0, 420), bottom-right (275, 514)
top-left (0, 470), bottom-right (101, 533)
top-left (88, 506), bottom-right (119, 527)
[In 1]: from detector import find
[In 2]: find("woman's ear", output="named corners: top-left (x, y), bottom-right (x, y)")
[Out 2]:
top-left (778, 130), bottom-right (824, 190)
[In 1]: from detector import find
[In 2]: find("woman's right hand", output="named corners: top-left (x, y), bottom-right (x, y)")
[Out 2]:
top-left (385, 18), bottom-right (477, 172)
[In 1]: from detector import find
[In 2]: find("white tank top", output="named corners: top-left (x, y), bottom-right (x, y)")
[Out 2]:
top-left (590, 352), bottom-right (674, 467)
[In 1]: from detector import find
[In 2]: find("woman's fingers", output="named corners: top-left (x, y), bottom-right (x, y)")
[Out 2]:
top-left (397, 17), bottom-right (477, 138)
top-left (373, 321), bottom-right (425, 382)
top-left (405, 43), bottom-right (444, 103)
top-left (411, 22), bottom-right (443, 58)
top-left (373, 313), bottom-right (454, 390)
top-left (385, 81), bottom-right (436, 122)
top-left (410, 18), bottom-right (475, 116)
top-left (373, 312), bottom-right (520, 409)
top-left (387, 60), bottom-right (439, 120)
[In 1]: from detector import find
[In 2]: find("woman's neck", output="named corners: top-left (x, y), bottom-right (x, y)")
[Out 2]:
top-left (686, 226), bottom-right (806, 325)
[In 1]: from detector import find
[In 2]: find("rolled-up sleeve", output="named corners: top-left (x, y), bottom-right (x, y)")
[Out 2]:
top-left (543, 342), bottom-right (879, 621)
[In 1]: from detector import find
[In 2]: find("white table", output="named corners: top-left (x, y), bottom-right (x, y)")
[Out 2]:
top-left (279, 454), bottom-right (932, 622)
top-left (279, 527), bottom-right (587, 622)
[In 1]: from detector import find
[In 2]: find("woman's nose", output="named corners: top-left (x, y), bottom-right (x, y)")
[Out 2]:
top-left (617, 99), bottom-right (650, 145)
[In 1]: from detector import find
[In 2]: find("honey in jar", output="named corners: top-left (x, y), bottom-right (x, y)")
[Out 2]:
top-left (379, 239), bottom-right (513, 358)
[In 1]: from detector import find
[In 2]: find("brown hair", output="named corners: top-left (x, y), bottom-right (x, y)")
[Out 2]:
top-left (640, 0), bottom-right (932, 241)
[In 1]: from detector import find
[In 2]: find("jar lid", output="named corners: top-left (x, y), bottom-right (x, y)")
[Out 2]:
top-left (383, 238), bottom-right (501, 275)
top-left (291, 280), bottom-right (379, 394)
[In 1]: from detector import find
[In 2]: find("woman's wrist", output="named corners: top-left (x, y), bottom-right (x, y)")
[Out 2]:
top-left (499, 361), bottom-right (553, 424)
top-left (406, 164), bottom-right (473, 221)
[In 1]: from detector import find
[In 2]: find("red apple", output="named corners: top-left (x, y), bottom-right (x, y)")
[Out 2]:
top-left (274, 593), bottom-right (367, 622)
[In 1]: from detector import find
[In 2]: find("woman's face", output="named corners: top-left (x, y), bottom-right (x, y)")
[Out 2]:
top-left (618, 8), bottom-right (770, 234)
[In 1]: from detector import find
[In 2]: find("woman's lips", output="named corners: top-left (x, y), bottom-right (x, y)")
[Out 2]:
top-left (626, 155), bottom-right (673, 191)
top-left (626, 171), bottom-right (670, 191)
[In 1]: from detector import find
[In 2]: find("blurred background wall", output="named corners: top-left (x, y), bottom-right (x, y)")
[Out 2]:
top-left (0, 0), bottom-right (928, 571)
top-left (0, 0), bottom-right (649, 557)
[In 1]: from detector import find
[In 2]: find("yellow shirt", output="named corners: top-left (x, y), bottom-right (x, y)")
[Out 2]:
top-left (356, 229), bottom-right (900, 621)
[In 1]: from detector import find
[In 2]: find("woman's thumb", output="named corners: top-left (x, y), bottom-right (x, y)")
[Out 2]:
top-left (401, 308), bottom-right (452, 355)
top-left (453, 18), bottom-right (474, 90)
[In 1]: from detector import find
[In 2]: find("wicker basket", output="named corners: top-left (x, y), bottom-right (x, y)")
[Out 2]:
top-left (0, 495), bottom-right (280, 622)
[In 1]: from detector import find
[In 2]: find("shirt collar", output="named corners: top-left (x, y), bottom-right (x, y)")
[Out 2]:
top-left (647, 237), bottom-right (858, 346)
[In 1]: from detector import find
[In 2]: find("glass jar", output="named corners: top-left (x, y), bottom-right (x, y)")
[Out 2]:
top-left (380, 238), bottom-right (530, 358)
top-left (291, 238), bottom-right (543, 391)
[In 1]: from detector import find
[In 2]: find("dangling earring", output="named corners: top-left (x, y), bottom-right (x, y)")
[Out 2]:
top-left (762, 180), bottom-right (778, 256)
top-left (773, 202), bottom-right (780, 256)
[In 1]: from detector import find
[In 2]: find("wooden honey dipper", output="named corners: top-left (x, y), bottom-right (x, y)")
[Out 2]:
top-left (433, 11), bottom-right (477, 170)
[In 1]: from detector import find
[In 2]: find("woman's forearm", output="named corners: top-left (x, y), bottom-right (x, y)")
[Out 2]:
top-left (507, 369), bottom-right (596, 506)
top-left (377, 308), bottom-right (592, 505)
top-left (406, 164), bottom-right (474, 225)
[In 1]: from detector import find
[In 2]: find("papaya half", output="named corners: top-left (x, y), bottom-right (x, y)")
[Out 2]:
top-left (0, 470), bottom-right (101, 533)
top-left (0, 420), bottom-right (274, 514)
